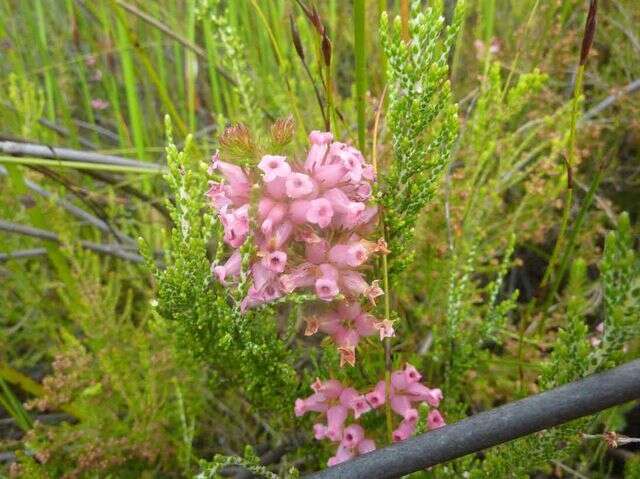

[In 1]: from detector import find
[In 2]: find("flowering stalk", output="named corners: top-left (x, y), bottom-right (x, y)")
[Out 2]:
top-left (295, 364), bottom-right (445, 466)
top-left (206, 121), bottom-right (443, 464)
top-left (207, 127), bottom-right (391, 365)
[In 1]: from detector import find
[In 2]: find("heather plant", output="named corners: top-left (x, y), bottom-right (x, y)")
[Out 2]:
top-left (1, 0), bottom-right (640, 478)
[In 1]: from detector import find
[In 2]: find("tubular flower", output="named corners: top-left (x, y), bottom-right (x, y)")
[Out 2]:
top-left (295, 378), bottom-right (364, 442)
top-left (364, 363), bottom-right (446, 442)
top-left (328, 424), bottom-right (376, 466)
top-left (304, 301), bottom-right (394, 367)
top-left (296, 365), bottom-right (444, 465)
top-left (295, 379), bottom-right (376, 466)
top-left (207, 131), bottom-right (384, 311)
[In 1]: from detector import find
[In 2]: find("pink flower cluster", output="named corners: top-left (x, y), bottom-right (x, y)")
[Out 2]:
top-left (295, 378), bottom-right (376, 466)
top-left (366, 363), bottom-right (445, 442)
top-left (295, 364), bottom-right (445, 466)
top-left (304, 301), bottom-right (395, 367)
top-left (207, 131), bottom-right (385, 312)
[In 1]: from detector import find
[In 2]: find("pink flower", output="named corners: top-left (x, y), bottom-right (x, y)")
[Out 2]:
top-left (323, 188), bottom-right (365, 218)
top-left (307, 198), bottom-right (334, 228)
top-left (295, 393), bottom-right (329, 417)
top-left (305, 131), bottom-right (333, 171)
top-left (365, 381), bottom-right (386, 409)
top-left (207, 128), bottom-right (382, 311)
top-left (365, 364), bottom-right (446, 441)
top-left (340, 423), bottom-right (364, 449)
top-left (305, 239), bottom-right (329, 264)
top-left (260, 202), bottom-right (287, 235)
top-left (327, 238), bottom-right (383, 268)
top-left (316, 276), bottom-right (340, 302)
top-left (261, 250), bottom-right (287, 273)
top-left (312, 163), bottom-right (347, 189)
top-left (311, 302), bottom-right (381, 366)
top-left (208, 153), bottom-right (250, 204)
top-left (339, 272), bottom-right (383, 304)
top-left (258, 155), bottom-right (291, 182)
top-left (333, 145), bottom-right (364, 183)
top-left (212, 251), bottom-right (241, 285)
top-left (286, 173), bottom-right (316, 199)
top-left (327, 445), bottom-right (354, 466)
top-left (392, 419), bottom-right (416, 442)
top-left (220, 205), bottom-right (249, 248)
top-left (240, 281), bottom-right (283, 312)
top-left (265, 177), bottom-right (287, 199)
top-left (326, 402), bottom-right (349, 441)
top-left (328, 424), bottom-right (376, 466)
top-left (280, 262), bottom-right (315, 293)
top-left (350, 395), bottom-right (372, 419)
top-left (309, 130), bottom-right (334, 145)
top-left (262, 221), bottom-right (293, 251)
top-left (390, 392), bottom-right (416, 420)
top-left (206, 181), bottom-right (233, 211)
top-left (375, 319), bottom-right (395, 340)
top-left (428, 409), bottom-right (446, 430)
top-left (209, 153), bottom-right (248, 186)
top-left (90, 98), bottom-right (109, 110)
top-left (295, 379), bottom-right (362, 442)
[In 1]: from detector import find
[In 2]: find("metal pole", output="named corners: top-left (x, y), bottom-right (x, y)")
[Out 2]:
top-left (306, 359), bottom-right (640, 479)
top-left (0, 141), bottom-right (164, 171)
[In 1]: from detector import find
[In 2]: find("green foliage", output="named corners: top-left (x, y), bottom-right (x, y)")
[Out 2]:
top-left (3, 251), bottom-right (206, 477)
top-left (196, 446), bottom-right (282, 479)
top-left (597, 212), bottom-right (640, 369)
top-left (197, 0), bottom-right (260, 129)
top-left (0, 379), bottom-right (32, 432)
top-left (540, 259), bottom-right (591, 389)
top-left (461, 260), bottom-right (593, 478)
top-left (154, 119), bottom-right (297, 417)
top-left (379, 0), bottom-right (463, 277)
top-left (627, 456), bottom-right (640, 479)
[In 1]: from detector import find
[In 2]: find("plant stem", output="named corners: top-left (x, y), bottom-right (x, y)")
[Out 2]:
top-left (540, 66), bottom-right (584, 293)
top-left (536, 65), bottom-right (585, 337)
top-left (372, 86), bottom-right (393, 443)
top-left (400, 0), bottom-right (410, 43)
top-left (354, 0), bottom-right (366, 152)
top-left (325, 60), bottom-right (334, 134)
top-left (382, 233), bottom-right (393, 443)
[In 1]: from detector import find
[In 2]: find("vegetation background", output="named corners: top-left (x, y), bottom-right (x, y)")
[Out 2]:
top-left (0, 0), bottom-right (639, 477)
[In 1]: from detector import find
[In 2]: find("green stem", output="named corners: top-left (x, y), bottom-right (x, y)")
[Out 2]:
top-left (381, 216), bottom-right (393, 443)
top-left (538, 65), bottom-right (584, 334)
top-left (354, 0), bottom-right (366, 152)
top-left (377, 0), bottom-right (387, 86)
top-left (540, 66), bottom-right (584, 291)
top-left (545, 165), bottom-right (604, 310)
top-left (249, 0), bottom-right (306, 138)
